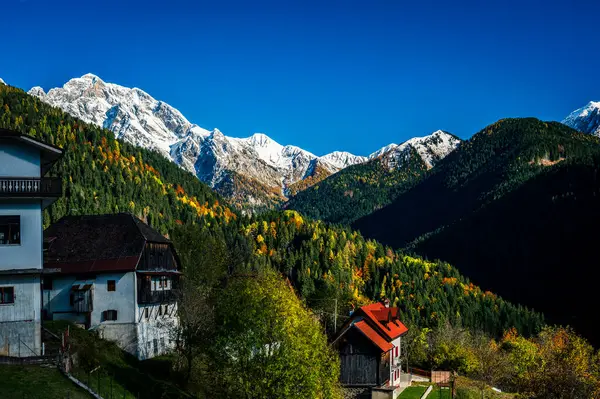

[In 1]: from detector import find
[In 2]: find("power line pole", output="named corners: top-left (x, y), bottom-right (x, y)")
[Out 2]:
top-left (334, 298), bottom-right (337, 331)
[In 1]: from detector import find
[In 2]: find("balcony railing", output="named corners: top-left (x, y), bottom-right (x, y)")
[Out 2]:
top-left (0, 177), bottom-right (62, 198)
top-left (138, 288), bottom-right (177, 304)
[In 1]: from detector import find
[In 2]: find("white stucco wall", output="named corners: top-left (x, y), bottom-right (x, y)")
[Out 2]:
top-left (43, 272), bottom-right (176, 360)
top-left (0, 201), bottom-right (43, 271)
top-left (43, 272), bottom-right (136, 326)
top-left (390, 336), bottom-right (402, 386)
top-left (90, 272), bottom-right (136, 326)
top-left (136, 302), bottom-right (177, 360)
top-left (0, 274), bottom-right (41, 356)
top-left (0, 143), bottom-right (40, 178)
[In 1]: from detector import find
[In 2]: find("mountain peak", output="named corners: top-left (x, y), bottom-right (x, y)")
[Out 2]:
top-left (81, 73), bottom-right (102, 80)
top-left (28, 86), bottom-right (46, 97)
top-left (28, 73), bottom-right (460, 210)
top-left (0, 78), bottom-right (5, 85)
top-left (247, 132), bottom-right (279, 147)
top-left (562, 101), bottom-right (600, 136)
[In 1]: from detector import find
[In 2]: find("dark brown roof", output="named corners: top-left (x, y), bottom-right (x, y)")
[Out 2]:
top-left (44, 213), bottom-right (171, 273)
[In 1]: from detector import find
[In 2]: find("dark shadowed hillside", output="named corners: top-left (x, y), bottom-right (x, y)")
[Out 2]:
top-left (353, 118), bottom-right (600, 344)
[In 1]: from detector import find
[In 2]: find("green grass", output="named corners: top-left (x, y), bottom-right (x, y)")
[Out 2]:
top-left (44, 321), bottom-right (191, 399)
top-left (429, 387), bottom-right (452, 399)
top-left (399, 385), bottom-right (428, 399)
top-left (0, 364), bottom-right (92, 399)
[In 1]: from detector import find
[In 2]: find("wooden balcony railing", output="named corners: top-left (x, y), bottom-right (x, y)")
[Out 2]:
top-left (0, 177), bottom-right (62, 198)
top-left (138, 288), bottom-right (177, 304)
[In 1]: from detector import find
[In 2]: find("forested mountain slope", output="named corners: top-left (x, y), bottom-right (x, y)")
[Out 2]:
top-left (409, 159), bottom-right (600, 344)
top-left (285, 131), bottom-right (461, 224)
top-left (353, 118), bottom-right (600, 344)
top-left (0, 84), bottom-right (544, 340)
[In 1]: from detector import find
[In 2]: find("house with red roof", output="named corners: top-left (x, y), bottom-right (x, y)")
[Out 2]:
top-left (42, 213), bottom-right (181, 360)
top-left (332, 300), bottom-right (409, 396)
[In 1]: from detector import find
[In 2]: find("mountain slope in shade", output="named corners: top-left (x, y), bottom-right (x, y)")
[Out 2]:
top-left (353, 118), bottom-right (600, 346)
top-left (28, 74), bottom-right (366, 210)
top-left (562, 101), bottom-right (600, 136)
top-left (285, 130), bottom-right (461, 224)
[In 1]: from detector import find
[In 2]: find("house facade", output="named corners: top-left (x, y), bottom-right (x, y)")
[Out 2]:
top-left (0, 130), bottom-right (62, 357)
top-left (332, 301), bottom-right (408, 395)
top-left (43, 213), bottom-right (181, 360)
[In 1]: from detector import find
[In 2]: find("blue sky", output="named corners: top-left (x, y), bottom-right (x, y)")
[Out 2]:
top-left (2, 0), bottom-right (599, 156)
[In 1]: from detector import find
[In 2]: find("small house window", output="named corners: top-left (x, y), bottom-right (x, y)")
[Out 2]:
top-left (103, 310), bottom-right (118, 321)
top-left (43, 277), bottom-right (53, 290)
top-left (107, 280), bottom-right (116, 292)
top-left (144, 307), bottom-right (149, 319)
top-left (0, 287), bottom-right (15, 304)
top-left (0, 216), bottom-right (20, 245)
top-left (158, 305), bottom-right (162, 316)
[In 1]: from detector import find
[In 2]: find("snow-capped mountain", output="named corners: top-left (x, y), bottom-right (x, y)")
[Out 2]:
top-left (28, 74), bottom-right (369, 208)
top-left (28, 74), bottom-right (459, 209)
top-left (368, 130), bottom-right (461, 170)
top-left (0, 78), bottom-right (5, 85)
top-left (562, 101), bottom-right (600, 136)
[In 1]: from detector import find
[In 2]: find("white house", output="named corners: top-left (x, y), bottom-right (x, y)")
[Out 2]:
top-left (43, 213), bottom-right (181, 360)
top-left (0, 130), bottom-right (63, 357)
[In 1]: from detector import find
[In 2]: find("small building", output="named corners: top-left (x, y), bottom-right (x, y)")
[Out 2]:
top-left (332, 301), bottom-right (408, 396)
top-left (43, 213), bottom-right (181, 360)
top-left (0, 130), bottom-right (63, 357)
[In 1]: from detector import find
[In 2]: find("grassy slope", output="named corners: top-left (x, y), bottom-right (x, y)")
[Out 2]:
top-left (45, 321), bottom-right (190, 399)
top-left (399, 385), bottom-right (428, 399)
top-left (0, 365), bottom-right (92, 399)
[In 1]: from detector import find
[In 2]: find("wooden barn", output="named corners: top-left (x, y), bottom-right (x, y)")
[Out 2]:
top-left (332, 301), bottom-right (408, 391)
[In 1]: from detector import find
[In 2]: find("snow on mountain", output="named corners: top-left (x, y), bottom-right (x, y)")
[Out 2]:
top-left (369, 130), bottom-right (461, 170)
top-left (562, 101), bottom-right (600, 136)
top-left (320, 151), bottom-right (368, 170)
top-left (27, 74), bottom-right (369, 207)
top-left (0, 78), bottom-right (5, 85)
top-left (28, 73), bottom-right (459, 209)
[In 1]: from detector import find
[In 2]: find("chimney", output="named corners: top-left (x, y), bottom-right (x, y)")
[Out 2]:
top-left (382, 298), bottom-right (390, 308)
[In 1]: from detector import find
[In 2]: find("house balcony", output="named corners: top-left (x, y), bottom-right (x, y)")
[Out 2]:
top-left (0, 177), bottom-right (62, 199)
top-left (137, 288), bottom-right (177, 304)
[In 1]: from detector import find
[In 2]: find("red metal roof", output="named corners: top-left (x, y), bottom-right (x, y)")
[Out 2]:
top-left (360, 302), bottom-right (408, 340)
top-left (354, 320), bottom-right (393, 352)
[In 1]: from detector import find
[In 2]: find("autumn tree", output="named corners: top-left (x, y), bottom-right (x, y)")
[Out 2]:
top-left (206, 272), bottom-right (342, 399)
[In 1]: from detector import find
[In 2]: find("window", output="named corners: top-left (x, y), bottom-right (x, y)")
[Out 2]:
top-left (160, 337), bottom-right (165, 351)
top-left (395, 346), bottom-right (398, 357)
top-left (103, 310), bottom-right (118, 321)
top-left (153, 339), bottom-right (158, 355)
top-left (43, 277), bottom-right (53, 290)
top-left (0, 287), bottom-right (15, 304)
top-left (158, 305), bottom-right (162, 316)
top-left (151, 276), bottom-right (171, 292)
top-left (0, 216), bottom-right (20, 245)
top-left (144, 307), bottom-right (149, 319)
top-left (107, 280), bottom-right (116, 292)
